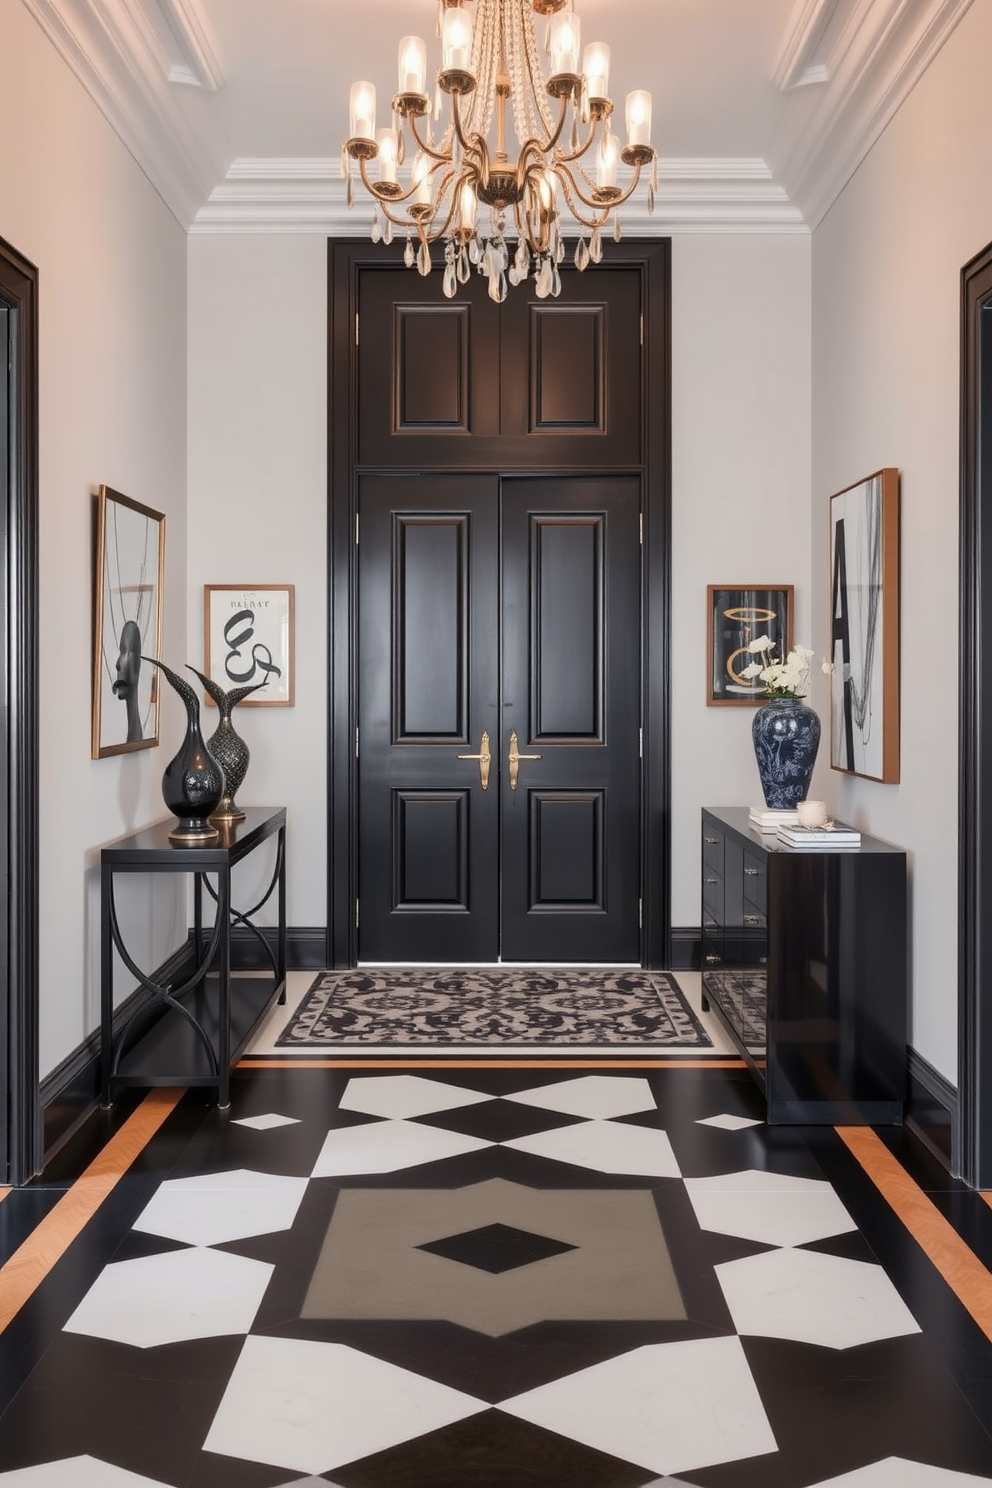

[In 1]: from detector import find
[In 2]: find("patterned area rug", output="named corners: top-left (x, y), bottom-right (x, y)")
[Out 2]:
top-left (275, 968), bottom-right (711, 1048)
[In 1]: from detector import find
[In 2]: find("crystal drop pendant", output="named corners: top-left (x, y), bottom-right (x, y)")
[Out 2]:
top-left (614, 212), bottom-right (622, 242)
top-left (383, 218), bottom-right (394, 245)
top-left (590, 227), bottom-right (603, 263)
top-left (647, 183), bottom-right (655, 216)
top-left (346, 175), bottom-right (354, 209)
top-left (551, 263), bottom-right (561, 297)
top-left (404, 235), bottom-right (415, 268)
top-left (417, 241), bottom-right (432, 275)
top-left (457, 246), bottom-right (471, 283)
top-left (370, 213), bottom-right (382, 244)
top-left (574, 237), bottom-right (589, 271)
top-left (443, 261), bottom-right (457, 298)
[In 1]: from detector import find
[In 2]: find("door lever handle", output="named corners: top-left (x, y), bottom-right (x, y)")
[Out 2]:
top-left (457, 730), bottom-right (491, 790)
top-left (508, 729), bottom-right (541, 791)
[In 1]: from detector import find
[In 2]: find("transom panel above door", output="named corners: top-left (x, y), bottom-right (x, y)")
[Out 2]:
top-left (357, 474), bottom-right (641, 963)
top-left (357, 266), bottom-right (642, 469)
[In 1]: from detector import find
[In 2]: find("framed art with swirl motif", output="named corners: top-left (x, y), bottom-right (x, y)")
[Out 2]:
top-left (204, 584), bottom-right (295, 706)
top-left (706, 585), bottom-right (793, 705)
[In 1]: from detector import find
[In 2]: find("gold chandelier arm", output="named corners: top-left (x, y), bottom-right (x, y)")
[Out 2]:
top-left (407, 111), bottom-right (454, 164)
top-left (557, 157), bottom-right (645, 218)
top-left (554, 114), bottom-right (602, 167)
top-left (415, 170), bottom-right (467, 246)
top-left (356, 154), bottom-right (419, 206)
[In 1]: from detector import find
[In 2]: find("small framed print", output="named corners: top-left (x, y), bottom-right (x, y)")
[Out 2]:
top-left (92, 486), bottom-right (166, 758)
top-left (706, 585), bottom-right (794, 705)
top-left (204, 585), bottom-right (295, 706)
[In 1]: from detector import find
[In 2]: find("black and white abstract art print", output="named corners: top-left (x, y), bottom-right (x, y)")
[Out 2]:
top-left (829, 468), bottom-right (900, 782)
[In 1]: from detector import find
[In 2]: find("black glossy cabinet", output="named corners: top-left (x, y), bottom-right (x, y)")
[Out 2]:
top-left (701, 807), bottom-right (907, 1124)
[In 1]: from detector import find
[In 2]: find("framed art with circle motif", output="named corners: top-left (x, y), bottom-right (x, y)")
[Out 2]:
top-left (706, 585), bottom-right (794, 705)
top-left (92, 485), bottom-right (166, 758)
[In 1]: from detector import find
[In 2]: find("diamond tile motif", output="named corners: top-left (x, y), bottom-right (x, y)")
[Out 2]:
top-left (504, 1075), bottom-right (657, 1119)
top-left (232, 1113), bottom-right (301, 1130)
top-left (417, 1221), bottom-right (578, 1274)
top-left (500, 1337), bottom-right (777, 1476)
top-left (0, 1460), bottom-right (173, 1486)
top-left (63, 1247), bottom-right (273, 1348)
top-left (339, 1074), bottom-right (493, 1119)
top-left (696, 1114), bottom-right (762, 1131)
top-left (503, 1118), bottom-right (681, 1178)
top-left (716, 1248), bottom-right (921, 1348)
top-left (203, 1336), bottom-right (487, 1475)
top-left (685, 1168), bottom-right (856, 1246)
top-left (808, 1462), bottom-right (992, 1486)
top-left (310, 1119), bottom-right (493, 1177)
top-left (133, 1168), bottom-right (307, 1246)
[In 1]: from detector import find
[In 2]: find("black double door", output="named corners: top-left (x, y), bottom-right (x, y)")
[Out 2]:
top-left (358, 475), bottom-right (641, 962)
top-left (352, 260), bottom-right (646, 963)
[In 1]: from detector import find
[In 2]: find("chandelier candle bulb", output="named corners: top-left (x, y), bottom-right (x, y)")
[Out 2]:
top-left (442, 6), bottom-right (473, 71)
top-left (398, 35), bottom-right (427, 95)
top-left (413, 152), bottom-right (431, 205)
top-left (376, 128), bottom-right (398, 183)
top-left (549, 11), bottom-right (581, 77)
top-left (582, 41), bottom-right (610, 100)
top-left (598, 131), bottom-right (619, 189)
top-left (459, 181), bottom-right (478, 232)
top-left (349, 81), bottom-right (376, 142)
top-left (625, 89), bottom-right (652, 147)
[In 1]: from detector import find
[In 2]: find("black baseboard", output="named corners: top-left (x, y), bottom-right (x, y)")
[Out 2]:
top-left (39, 926), bottom-right (327, 1167)
top-left (669, 927), bottom-right (701, 971)
top-left (906, 1046), bottom-right (957, 1171)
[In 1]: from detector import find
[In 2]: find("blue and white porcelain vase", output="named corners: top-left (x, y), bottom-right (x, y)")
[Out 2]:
top-left (751, 697), bottom-right (821, 809)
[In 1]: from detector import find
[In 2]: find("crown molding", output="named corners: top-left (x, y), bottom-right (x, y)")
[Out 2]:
top-left (159, 0), bottom-right (221, 89)
top-left (774, 0), bottom-right (976, 227)
top-left (773, 0), bottom-right (838, 90)
top-left (190, 157), bottom-right (807, 235)
top-left (20, 0), bottom-right (224, 225)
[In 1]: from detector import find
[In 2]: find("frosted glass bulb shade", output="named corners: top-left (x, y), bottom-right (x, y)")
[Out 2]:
top-left (597, 132), bottom-right (618, 188)
top-left (377, 128), bottom-right (398, 183)
top-left (549, 11), bottom-right (581, 75)
top-left (625, 89), bottom-right (652, 147)
top-left (398, 35), bottom-right (427, 94)
top-left (349, 81), bottom-right (376, 141)
top-left (442, 7), bottom-right (473, 71)
top-left (413, 152), bottom-right (431, 205)
top-left (459, 182), bottom-right (478, 231)
top-left (582, 41), bottom-right (610, 99)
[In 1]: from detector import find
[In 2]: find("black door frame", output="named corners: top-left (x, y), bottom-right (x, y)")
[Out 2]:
top-left (327, 237), bottom-right (672, 969)
top-left (0, 235), bottom-right (41, 1185)
top-left (959, 239), bottom-right (992, 1187)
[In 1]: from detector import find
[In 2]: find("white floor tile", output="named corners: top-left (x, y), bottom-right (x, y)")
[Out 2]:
top-left (808, 1460), bottom-right (992, 1486)
top-left (134, 1169), bottom-right (308, 1246)
top-left (339, 1074), bottom-right (493, 1119)
top-left (685, 1168), bottom-right (857, 1246)
top-left (310, 1119), bottom-right (493, 1177)
top-left (232, 1113), bottom-right (301, 1130)
top-left (717, 1247), bottom-right (921, 1349)
top-left (503, 1119), bottom-right (681, 1178)
top-left (500, 1336), bottom-right (777, 1476)
top-left (203, 1336), bottom-right (487, 1475)
top-left (504, 1075), bottom-right (657, 1119)
top-left (0, 1459), bottom-right (172, 1486)
top-left (63, 1247), bottom-right (273, 1348)
top-left (696, 1114), bottom-right (762, 1131)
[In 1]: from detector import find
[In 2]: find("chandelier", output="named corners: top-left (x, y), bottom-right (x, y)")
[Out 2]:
top-left (342, 0), bottom-right (657, 301)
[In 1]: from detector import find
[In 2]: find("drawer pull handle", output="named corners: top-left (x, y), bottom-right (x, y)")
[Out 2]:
top-left (744, 867), bottom-right (760, 877)
top-left (744, 914), bottom-right (762, 925)
top-left (704, 836), bottom-right (719, 845)
top-left (704, 954), bottom-right (719, 964)
top-left (705, 877), bottom-right (717, 885)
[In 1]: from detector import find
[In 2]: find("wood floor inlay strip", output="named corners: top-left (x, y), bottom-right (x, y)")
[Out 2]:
top-left (0, 1088), bottom-right (183, 1334)
top-left (238, 1057), bottom-right (748, 1070)
top-left (838, 1126), bottom-right (992, 1343)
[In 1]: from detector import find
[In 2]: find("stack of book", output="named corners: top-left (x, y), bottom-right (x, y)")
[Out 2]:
top-left (775, 821), bottom-right (861, 849)
top-left (748, 806), bottom-right (800, 832)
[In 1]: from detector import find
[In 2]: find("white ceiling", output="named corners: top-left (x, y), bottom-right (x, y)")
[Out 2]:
top-left (20, 0), bottom-right (976, 234)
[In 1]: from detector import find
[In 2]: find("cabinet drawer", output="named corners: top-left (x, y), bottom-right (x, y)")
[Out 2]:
top-left (742, 850), bottom-right (767, 911)
top-left (702, 826), bottom-right (724, 873)
top-left (702, 866), bottom-right (724, 919)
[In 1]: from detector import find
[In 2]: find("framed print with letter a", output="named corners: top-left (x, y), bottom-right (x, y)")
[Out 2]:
top-left (204, 585), bottom-right (295, 705)
top-left (829, 468), bottom-right (900, 781)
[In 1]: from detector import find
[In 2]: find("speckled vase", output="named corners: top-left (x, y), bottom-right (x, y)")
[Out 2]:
top-left (148, 660), bottom-right (225, 844)
top-left (751, 697), bottom-right (821, 809)
top-left (187, 668), bottom-right (263, 823)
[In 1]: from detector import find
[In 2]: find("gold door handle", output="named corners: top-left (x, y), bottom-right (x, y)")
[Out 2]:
top-left (508, 729), bottom-right (541, 791)
top-left (457, 730), bottom-right (491, 790)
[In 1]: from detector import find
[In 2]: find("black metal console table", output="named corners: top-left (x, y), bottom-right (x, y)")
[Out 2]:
top-left (101, 806), bottom-right (287, 1108)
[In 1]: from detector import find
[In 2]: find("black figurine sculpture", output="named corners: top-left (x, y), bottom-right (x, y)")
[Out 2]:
top-left (187, 667), bottom-right (264, 823)
top-left (147, 660), bottom-right (225, 844)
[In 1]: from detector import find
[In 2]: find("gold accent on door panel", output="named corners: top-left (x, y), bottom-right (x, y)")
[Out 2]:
top-left (508, 729), bottom-right (541, 791)
top-left (457, 730), bottom-right (492, 790)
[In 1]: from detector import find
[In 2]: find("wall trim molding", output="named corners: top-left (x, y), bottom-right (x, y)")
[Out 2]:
top-left (905, 1046), bottom-right (957, 1172)
top-left (669, 927), bottom-right (701, 971)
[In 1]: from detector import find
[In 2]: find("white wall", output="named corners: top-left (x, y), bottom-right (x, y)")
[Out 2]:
top-left (671, 234), bottom-right (813, 926)
top-left (811, 0), bottom-right (992, 1082)
top-left (1, 3), bottom-right (188, 1077)
top-left (186, 236), bottom-right (328, 927)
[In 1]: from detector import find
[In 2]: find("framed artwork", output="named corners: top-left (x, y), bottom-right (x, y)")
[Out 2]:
top-left (706, 585), bottom-right (793, 705)
top-left (828, 468), bottom-right (900, 781)
top-left (92, 486), bottom-right (166, 759)
top-left (204, 585), bottom-right (295, 706)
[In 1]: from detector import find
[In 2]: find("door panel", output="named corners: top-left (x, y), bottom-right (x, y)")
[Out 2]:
top-left (358, 475), bottom-right (499, 960)
top-left (500, 478), bottom-right (641, 961)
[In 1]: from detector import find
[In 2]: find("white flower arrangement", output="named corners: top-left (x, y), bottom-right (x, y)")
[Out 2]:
top-left (741, 636), bottom-right (833, 701)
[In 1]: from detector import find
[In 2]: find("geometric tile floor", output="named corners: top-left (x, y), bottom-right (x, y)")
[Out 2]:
top-left (1, 1061), bottom-right (992, 1486)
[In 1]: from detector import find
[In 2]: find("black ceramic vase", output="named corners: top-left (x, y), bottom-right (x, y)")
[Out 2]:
top-left (148, 660), bottom-right (225, 844)
top-left (751, 697), bottom-right (821, 809)
top-left (187, 667), bottom-right (264, 823)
